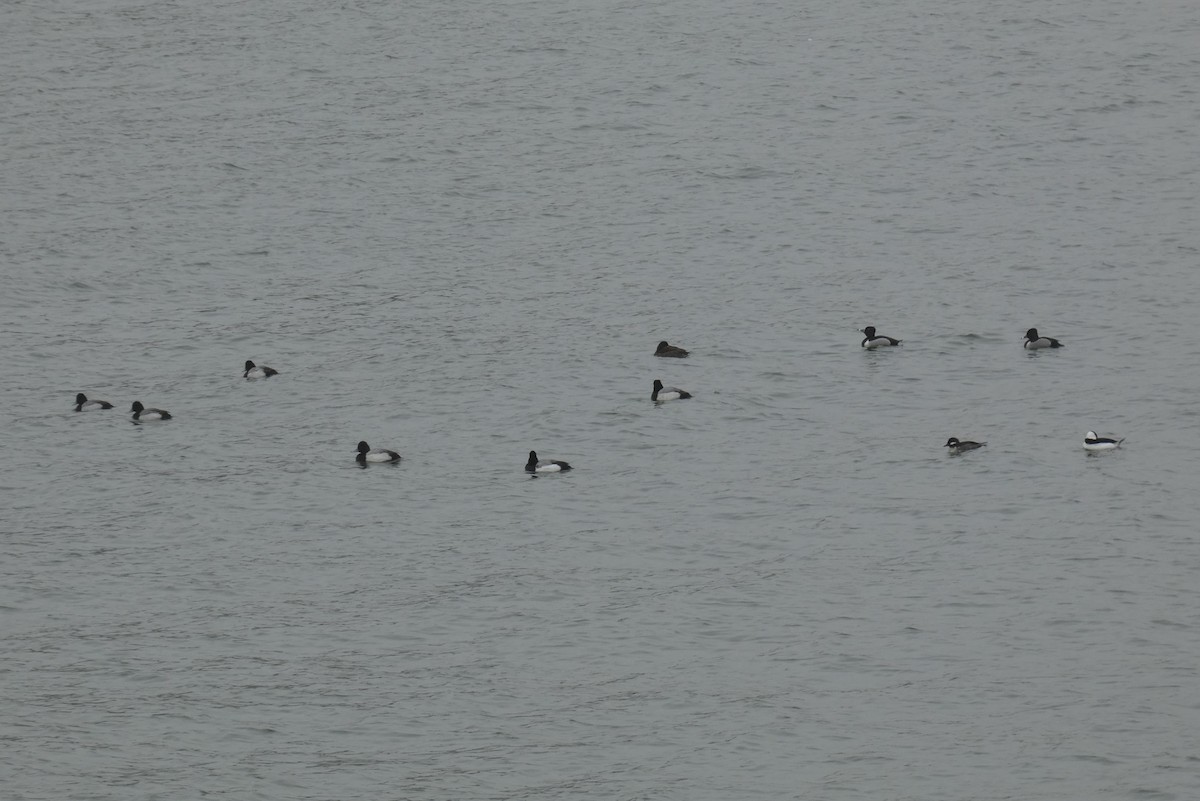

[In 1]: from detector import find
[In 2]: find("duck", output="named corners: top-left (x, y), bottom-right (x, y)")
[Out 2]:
top-left (652, 379), bottom-right (692, 401)
top-left (944, 437), bottom-right (986, 453)
top-left (1024, 328), bottom-right (1063, 349)
top-left (1083, 431), bottom-right (1123, 451)
top-left (654, 341), bottom-right (690, 358)
top-left (356, 441), bottom-right (401, 463)
top-left (74, 393), bottom-right (113, 411)
top-left (243, 360), bottom-right (279, 379)
top-left (861, 326), bottom-right (902, 348)
top-left (130, 401), bottom-right (171, 421)
top-left (526, 450), bottom-right (572, 473)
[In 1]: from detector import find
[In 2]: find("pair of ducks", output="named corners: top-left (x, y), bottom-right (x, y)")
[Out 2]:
top-left (860, 326), bottom-right (1064, 350)
top-left (355, 442), bottom-right (574, 474)
top-left (74, 394), bottom-right (172, 421)
top-left (652, 340), bottom-right (692, 401)
top-left (945, 432), bottom-right (1124, 454)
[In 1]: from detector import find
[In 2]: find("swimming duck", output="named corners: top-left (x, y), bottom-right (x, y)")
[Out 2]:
top-left (861, 326), bottom-right (902, 348)
top-left (75, 393), bottom-right (113, 411)
top-left (526, 450), bottom-right (572, 472)
top-left (1024, 328), bottom-right (1063, 349)
top-left (356, 441), bottom-right (401, 463)
top-left (654, 341), bottom-right (690, 358)
top-left (130, 401), bottom-right (171, 421)
top-left (944, 437), bottom-right (986, 453)
top-left (243, 360), bottom-right (279, 379)
top-left (652, 379), bottom-right (692, 401)
top-left (1083, 431), bottom-right (1123, 451)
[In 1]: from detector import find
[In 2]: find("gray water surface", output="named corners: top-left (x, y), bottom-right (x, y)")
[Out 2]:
top-left (4, 0), bottom-right (1200, 799)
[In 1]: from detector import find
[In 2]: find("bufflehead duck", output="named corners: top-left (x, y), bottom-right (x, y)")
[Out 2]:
top-left (651, 379), bottom-right (692, 401)
top-left (243, 360), bottom-right (279, 379)
top-left (1024, 328), bottom-right (1063, 349)
top-left (75, 393), bottom-right (113, 411)
top-left (861, 326), bottom-right (902, 348)
top-left (130, 401), bottom-right (171, 421)
top-left (654, 341), bottom-right (690, 358)
top-left (945, 437), bottom-right (986, 453)
top-left (526, 451), bottom-right (572, 473)
top-left (356, 441), bottom-right (401, 463)
top-left (1083, 431), bottom-right (1123, 451)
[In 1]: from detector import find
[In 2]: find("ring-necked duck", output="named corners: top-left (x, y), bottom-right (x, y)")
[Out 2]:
top-left (1023, 328), bottom-right (1063, 349)
top-left (861, 326), bottom-right (902, 348)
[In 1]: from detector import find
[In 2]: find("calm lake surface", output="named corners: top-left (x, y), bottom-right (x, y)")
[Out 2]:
top-left (4, 0), bottom-right (1200, 798)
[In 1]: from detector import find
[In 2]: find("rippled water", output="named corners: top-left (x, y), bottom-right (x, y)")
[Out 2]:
top-left (5, 0), bottom-right (1200, 798)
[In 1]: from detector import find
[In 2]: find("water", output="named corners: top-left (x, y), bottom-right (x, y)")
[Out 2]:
top-left (4, 0), bottom-right (1200, 798)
